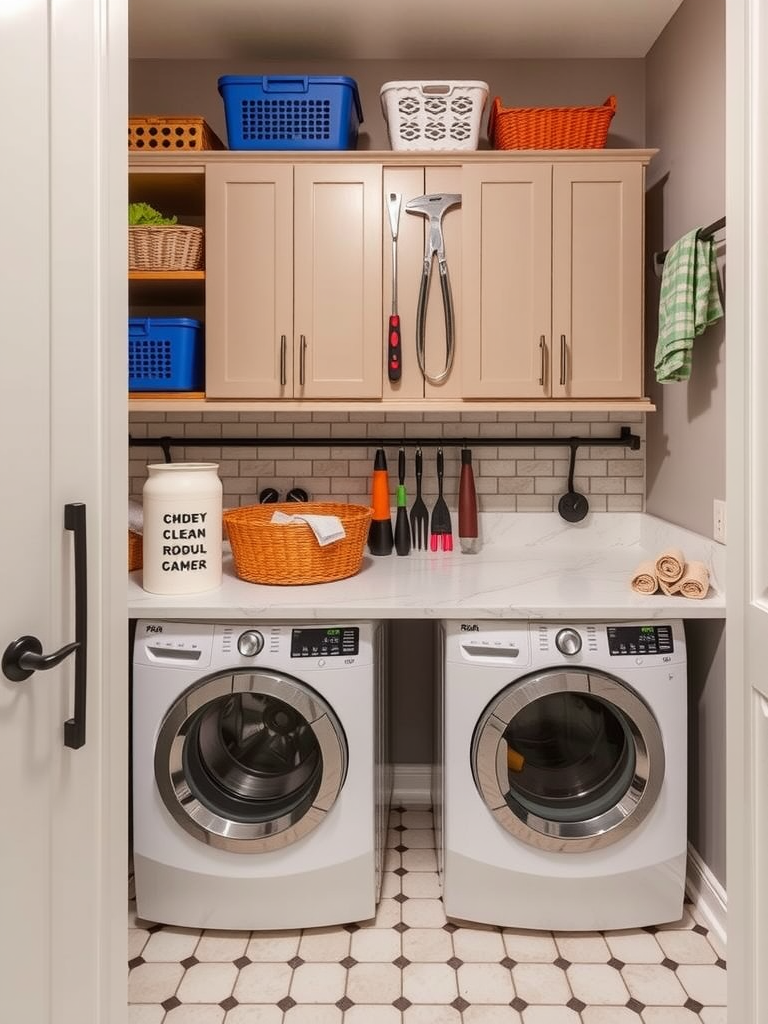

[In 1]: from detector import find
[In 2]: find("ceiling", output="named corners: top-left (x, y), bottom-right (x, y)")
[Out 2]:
top-left (129, 0), bottom-right (686, 61)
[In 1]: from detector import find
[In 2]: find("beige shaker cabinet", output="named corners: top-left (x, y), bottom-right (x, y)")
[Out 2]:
top-left (461, 160), bottom-right (645, 400)
top-left (204, 161), bottom-right (383, 399)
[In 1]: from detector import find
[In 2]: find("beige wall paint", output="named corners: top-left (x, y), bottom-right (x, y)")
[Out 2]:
top-left (129, 57), bottom-right (645, 150)
top-left (645, 0), bottom-right (726, 887)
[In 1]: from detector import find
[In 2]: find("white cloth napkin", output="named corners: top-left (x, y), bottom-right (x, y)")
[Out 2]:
top-left (270, 510), bottom-right (346, 547)
top-left (128, 499), bottom-right (144, 535)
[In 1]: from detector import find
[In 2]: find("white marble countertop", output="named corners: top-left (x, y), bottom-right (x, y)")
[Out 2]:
top-left (128, 512), bottom-right (726, 621)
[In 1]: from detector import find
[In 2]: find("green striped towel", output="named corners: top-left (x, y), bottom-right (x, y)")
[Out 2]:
top-left (654, 228), bottom-right (724, 383)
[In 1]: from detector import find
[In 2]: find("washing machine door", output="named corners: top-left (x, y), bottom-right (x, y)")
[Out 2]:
top-left (471, 668), bottom-right (665, 852)
top-left (154, 668), bottom-right (347, 852)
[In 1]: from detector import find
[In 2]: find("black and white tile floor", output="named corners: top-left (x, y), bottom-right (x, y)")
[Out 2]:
top-left (128, 808), bottom-right (727, 1023)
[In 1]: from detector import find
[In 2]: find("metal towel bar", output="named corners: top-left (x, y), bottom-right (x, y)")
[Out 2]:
top-left (652, 216), bottom-right (725, 278)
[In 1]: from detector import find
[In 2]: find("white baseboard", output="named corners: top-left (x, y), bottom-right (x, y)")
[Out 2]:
top-left (686, 842), bottom-right (727, 946)
top-left (392, 763), bottom-right (433, 807)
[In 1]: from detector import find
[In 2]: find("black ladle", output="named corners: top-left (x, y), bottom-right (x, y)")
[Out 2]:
top-left (558, 442), bottom-right (589, 523)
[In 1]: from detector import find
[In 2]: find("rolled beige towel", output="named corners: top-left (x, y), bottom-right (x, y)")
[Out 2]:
top-left (655, 548), bottom-right (685, 584)
top-left (676, 560), bottom-right (710, 599)
top-left (631, 561), bottom-right (658, 595)
top-left (658, 577), bottom-right (679, 596)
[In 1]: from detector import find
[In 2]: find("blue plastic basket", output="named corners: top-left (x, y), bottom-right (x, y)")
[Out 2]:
top-left (218, 75), bottom-right (363, 151)
top-left (129, 318), bottom-right (204, 391)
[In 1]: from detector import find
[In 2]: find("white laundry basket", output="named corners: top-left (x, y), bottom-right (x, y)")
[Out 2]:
top-left (380, 80), bottom-right (489, 151)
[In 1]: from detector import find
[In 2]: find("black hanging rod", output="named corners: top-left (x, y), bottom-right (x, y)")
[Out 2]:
top-left (653, 216), bottom-right (725, 276)
top-left (129, 427), bottom-right (640, 463)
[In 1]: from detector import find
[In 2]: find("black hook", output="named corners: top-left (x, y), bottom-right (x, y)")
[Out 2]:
top-left (558, 441), bottom-right (589, 523)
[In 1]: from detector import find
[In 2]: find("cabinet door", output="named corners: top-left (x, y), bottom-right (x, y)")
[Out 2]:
top-left (552, 162), bottom-right (644, 399)
top-left (205, 163), bottom-right (294, 399)
top-left (461, 163), bottom-right (553, 398)
top-left (293, 164), bottom-right (383, 399)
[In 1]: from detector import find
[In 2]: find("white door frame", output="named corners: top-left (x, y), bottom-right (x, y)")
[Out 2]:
top-left (0, 0), bottom-right (128, 1019)
top-left (725, 0), bottom-right (767, 1020)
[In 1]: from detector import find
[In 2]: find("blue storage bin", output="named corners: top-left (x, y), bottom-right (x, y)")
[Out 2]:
top-left (129, 318), bottom-right (204, 391)
top-left (218, 75), bottom-right (363, 151)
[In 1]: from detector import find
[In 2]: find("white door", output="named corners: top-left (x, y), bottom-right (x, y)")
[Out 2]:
top-left (0, 1), bottom-right (127, 1021)
top-left (726, 0), bottom-right (768, 1021)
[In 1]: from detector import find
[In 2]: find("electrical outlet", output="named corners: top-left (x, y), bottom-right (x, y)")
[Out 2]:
top-left (713, 499), bottom-right (726, 544)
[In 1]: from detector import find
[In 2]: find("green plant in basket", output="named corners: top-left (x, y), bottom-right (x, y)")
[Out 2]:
top-left (128, 201), bottom-right (178, 226)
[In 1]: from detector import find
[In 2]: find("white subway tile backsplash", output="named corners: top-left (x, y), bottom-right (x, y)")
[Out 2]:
top-left (589, 477), bottom-right (626, 495)
top-left (518, 460), bottom-right (553, 476)
top-left (516, 494), bottom-right (556, 511)
top-left (607, 460), bottom-right (644, 477)
top-left (128, 412), bottom-right (646, 513)
top-left (534, 477), bottom-right (567, 495)
top-left (607, 494), bottom-right (644, 512)
top-left (497, 477), bottom-right (534, 495)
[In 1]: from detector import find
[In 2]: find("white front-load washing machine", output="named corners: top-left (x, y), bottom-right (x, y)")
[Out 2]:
top-left (132, 619), bottom-right (390, 930)
top-left (439, 620), bottom-right (687, 931)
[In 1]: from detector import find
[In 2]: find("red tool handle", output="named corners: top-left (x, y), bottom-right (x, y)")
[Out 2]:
top-left (388, 315), bottom-right (401, 382)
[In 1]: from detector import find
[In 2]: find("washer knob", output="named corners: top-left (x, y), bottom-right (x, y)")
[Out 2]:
top-left (555, 628), bottom-right (582, 656)
top-left (237, 630), bottom-right (264, 657)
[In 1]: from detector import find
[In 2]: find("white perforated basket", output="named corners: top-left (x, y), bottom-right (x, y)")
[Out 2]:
top-left (380, 80), bottom-right (489, 151)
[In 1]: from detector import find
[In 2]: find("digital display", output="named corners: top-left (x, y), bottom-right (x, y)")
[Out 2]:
top-left (290, 626), bottom-right (359, 658)
top-left (607, 624), bottom-right (673, 656)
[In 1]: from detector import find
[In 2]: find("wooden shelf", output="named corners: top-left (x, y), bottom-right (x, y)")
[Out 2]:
top-left (128, 397), bottom-right (656, 414)
top-left (130, 391), bottom-right (206, 401)
top-left (129, 270), bottom-right (205, 281)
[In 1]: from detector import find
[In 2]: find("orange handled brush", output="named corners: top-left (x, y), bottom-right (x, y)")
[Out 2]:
top-left (368, 448), bottom-right (394, 555)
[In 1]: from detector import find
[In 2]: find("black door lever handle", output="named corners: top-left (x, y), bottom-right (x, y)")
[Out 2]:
top-left (2, 635), bottom-right (79, 681)
top-left (1, 501), bottom-right (88, 749)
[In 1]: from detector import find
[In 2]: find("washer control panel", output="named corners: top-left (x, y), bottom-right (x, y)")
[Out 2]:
top-left (291, 626), bottom-right (359, 658)
top-left (607, 624), bottom-right (674, 656)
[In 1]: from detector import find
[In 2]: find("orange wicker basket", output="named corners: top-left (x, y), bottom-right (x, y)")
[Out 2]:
top-left (224, 502), bottom-right (373, 586)
top-left (488, 95), bottom-right (616, 150)
top-left (129, 116), bottom-right (225, 151)
top-left (128, 530), bottom-right (143, 572)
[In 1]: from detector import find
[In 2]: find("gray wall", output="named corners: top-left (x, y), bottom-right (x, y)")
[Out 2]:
top-left (645, 0), bottom-right (726, 886)
top-left (645, 0), bottom-right (726, 532)
top-left (130, 57), bottom-right (645, 150)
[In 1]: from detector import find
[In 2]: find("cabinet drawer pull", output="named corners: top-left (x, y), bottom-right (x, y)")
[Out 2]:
top-left (299, 335), bottom-right (307, 386)
top-left (560, 334), bottom-right (567, 387)
top-left (279, 334), bottom-right (287, 386)
top-left (539, 335), bottom-right (546, 386)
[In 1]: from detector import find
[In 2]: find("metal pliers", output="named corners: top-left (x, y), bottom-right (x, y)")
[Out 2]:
top-left (406, 193), bottom-right (462, 386)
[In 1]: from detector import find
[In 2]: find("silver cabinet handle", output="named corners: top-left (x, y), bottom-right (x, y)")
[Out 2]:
top-left (560, 334), bottom-right (567, 386)
top-left (279, 334), bottom-right (287, 386)
top-left (299, 335), bottom-right (307, 386)
top-left (539, 335), bottom-right (546, 386)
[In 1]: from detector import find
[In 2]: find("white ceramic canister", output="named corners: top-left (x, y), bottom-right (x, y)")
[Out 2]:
top-left (141, 463), bottom-right (223, 594)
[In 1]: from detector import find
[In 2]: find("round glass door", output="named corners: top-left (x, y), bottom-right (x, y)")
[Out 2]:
top-left (154, 669), bottom-right (347, 852)
top-left (471, 668), bottom-right (664, 852)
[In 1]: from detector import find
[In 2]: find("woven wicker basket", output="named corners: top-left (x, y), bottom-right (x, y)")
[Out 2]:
top-left (224, 502), bottom-right (373, 585)
top-left (128, 224), bottom-right (204, 271)
top-left (128, 530), bottom-right (143, 572)
top-left (129, 116), bottom-right (225, 151)
top-left (488, 95), bottom-right (616, 150)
